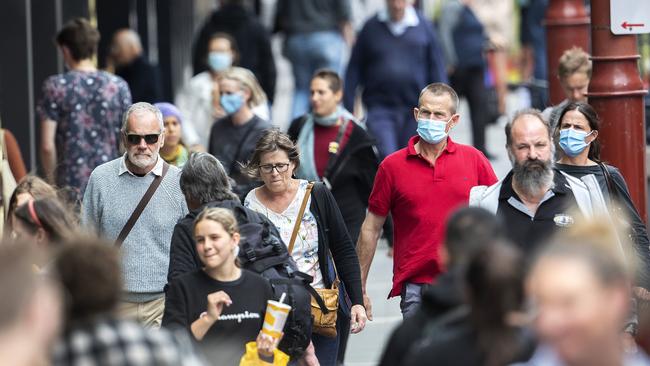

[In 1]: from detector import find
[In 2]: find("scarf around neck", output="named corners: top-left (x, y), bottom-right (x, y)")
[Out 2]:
top-left (295, 106), bottom-right (355, 182)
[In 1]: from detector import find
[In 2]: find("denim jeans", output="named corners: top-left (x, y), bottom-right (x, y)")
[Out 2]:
top-left (284, 31), bottom-right (345, 119)
top-left (400, 283), bottom-right (424, 319)
top-left (311, 310), bottom-right (346, 366)
top-left (366, 105), bottom-right (416, 158)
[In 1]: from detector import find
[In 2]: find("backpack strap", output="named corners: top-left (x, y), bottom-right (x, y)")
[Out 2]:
top-left (115, 162), bottom-right (170, 246)
top-left (270, 276), bottom-right (330, 314)
top-left (288, 182), bottom-right (314, 254)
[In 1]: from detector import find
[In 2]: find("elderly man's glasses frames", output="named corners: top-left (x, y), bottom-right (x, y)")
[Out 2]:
top-left (259, 163), bottom-right (290, 174)
top-left (125, 133), bottom-right (160, 145)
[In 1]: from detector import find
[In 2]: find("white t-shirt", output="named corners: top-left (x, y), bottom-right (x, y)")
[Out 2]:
top-left (244, 180), bottom-right (324, 289)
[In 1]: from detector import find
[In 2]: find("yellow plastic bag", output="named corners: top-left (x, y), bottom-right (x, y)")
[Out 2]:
top-left (239, 341), bottom-right (289, 366)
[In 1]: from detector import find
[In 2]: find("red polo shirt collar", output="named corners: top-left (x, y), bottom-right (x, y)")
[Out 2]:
top-left (407, 136), bottom-right (457, 157)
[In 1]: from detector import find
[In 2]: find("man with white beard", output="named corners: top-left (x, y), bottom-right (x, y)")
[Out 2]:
top-left (470, 109), bottom-right (606, 254)
top-left (82, 102), bottom-right (188, 328)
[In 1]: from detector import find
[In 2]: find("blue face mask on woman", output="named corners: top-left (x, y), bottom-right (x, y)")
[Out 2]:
top-left (559, 128), bottom-right (593, 157)
top-left (417, 118), bottom-right (450, 144)
top-left (208, 52), bottom-right (232, 72)
top-left (220, 93), bottom-right (244, 115)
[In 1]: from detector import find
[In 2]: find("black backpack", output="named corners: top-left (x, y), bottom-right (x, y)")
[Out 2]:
top-left (233, 205), bottom-right (326, 359)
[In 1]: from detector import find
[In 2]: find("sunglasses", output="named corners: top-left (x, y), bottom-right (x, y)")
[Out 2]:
top-left (125, 133), bottom-right (160, 145)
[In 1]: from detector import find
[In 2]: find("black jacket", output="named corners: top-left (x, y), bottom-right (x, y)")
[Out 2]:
top-left (115, 55), bottom-right (163, 104)
top-left (288, 117), bottom-right (379, 243)
top-left (378, 269), bottom-right (463, 366)
top-left (603, 165), bottom-right (650, 288)
top-left (192, 3), bottom-right (276, 102)
top-left (403, 307), bottom-right (536, 366)
top-left (308, 182), bottom-right (363, 307)
top-left (166, 199), bottom-right (281, 283)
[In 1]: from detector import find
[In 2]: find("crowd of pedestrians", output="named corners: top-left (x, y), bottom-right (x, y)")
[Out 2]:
top-left (2, 1), bottom-right (650, 366)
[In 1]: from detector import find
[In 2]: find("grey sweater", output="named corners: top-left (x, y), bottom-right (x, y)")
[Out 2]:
top-left (81, 157), bottom-right (188, 302)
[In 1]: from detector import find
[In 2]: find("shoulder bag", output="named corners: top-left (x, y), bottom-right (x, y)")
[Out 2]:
top-left (599, 163), bottom-right (633, 233)
top-left (288, 182), bottom-right (339, 338)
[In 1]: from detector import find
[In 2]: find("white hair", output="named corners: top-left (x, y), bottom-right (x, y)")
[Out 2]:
top-left (121, 102), bottom-right (163, 132)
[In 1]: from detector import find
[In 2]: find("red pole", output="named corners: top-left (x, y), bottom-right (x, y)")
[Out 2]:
top-left (544, 0), bottom-right (590, 105)
top-left (588, 0), bottom-right (648, 222)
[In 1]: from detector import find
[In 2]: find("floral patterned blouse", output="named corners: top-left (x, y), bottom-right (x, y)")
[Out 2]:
top-left (37, 70), bottom-right (131, 198)
top-left (245, 180), bottom-right (324, 289)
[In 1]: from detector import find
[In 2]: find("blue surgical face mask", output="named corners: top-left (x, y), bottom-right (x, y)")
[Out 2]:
top-left (417, 117), bottom-right (451, 144)
top-left (559, 128), bottom-right (593, 157)
top-left (208, 52), bottom-right (232, 72)
top-left (221, 93), bottom-right (244, 115)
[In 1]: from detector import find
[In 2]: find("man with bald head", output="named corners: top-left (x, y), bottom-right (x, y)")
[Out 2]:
top-left (82, 102), bottom-right (187, 328)
top-left (110, 29), bottom-right (163, 103)
top-left (470, 109), bottom-right (606, 254)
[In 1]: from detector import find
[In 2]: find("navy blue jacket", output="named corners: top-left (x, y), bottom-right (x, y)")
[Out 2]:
top-left (344, 12), bottom-right (447, 110)
top-left (452, 6), bottom-right (487, 69)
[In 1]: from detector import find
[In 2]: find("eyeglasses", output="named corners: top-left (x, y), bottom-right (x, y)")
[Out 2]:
top-left (259, 162), bottom-right (291, 174)
top-left (125, 133), bottom-right (160, 145)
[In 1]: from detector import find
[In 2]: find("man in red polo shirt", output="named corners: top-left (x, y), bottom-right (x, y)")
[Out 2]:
top-left (357, 82), bottom-right (497, 319)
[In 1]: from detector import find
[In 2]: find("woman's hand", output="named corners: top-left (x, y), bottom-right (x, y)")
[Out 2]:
top-left (191, 291), bottom-right (232, 341)
top-left (206, 290), bottom-right (232, 321)
top-left (298, 341), bottom-right (320, 366)
top-left (350, 304), bottom-right (368, 334)
top-left (256, 331), bottom-right (281, 359)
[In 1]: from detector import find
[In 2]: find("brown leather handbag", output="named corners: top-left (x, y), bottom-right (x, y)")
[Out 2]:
top-left (309, 263), bottom-right (339, 337)
top-left (288, 182), bottom-right (339, 338)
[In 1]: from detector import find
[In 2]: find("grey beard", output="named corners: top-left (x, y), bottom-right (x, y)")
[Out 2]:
top-left (511, 157), bottom-right (555, 197)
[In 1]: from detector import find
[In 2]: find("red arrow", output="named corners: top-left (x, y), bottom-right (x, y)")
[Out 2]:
top-left (622, 21), bottom-right (645, 30)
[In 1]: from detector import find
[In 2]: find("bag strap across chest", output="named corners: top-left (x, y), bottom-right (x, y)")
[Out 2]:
top-left (287, 182), bottom-right (315, 254)
top-left (115, 162), bottom-right (170, 246)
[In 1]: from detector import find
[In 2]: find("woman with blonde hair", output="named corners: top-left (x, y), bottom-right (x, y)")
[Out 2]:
top-left (208, 67), bottom-right (272, 200)
top-left (523, 217), bottom-right (649, 366)
top-left (163, 207), bottom-right (286, 365)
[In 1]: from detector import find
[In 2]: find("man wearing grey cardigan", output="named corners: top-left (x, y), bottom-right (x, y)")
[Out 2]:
top-left (82, 102), bottom-right (188, 328)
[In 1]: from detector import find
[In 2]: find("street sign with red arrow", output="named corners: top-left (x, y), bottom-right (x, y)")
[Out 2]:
top-left (611, 0), bottom-right (650, 35)
top-left (621, 21), bottom-right (646, 31)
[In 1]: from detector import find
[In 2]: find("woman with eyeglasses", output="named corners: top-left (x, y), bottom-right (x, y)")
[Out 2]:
top-left (243, 129), bottom-right (367, 366)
